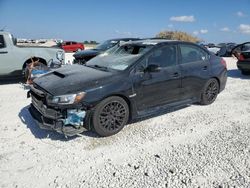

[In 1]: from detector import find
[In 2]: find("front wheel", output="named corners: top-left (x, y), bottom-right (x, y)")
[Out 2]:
top-left (92, 96), bottom-right (129, 137)
top-left (200, 78), bottom-right (219, 105)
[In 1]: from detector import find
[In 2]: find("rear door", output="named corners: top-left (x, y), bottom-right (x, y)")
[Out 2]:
top-left (132, 44), bottom-right (181, 111)
top-left (178, 43), bottom-right (211, 100)
top-left (71, 42), bottom-right (78, 51)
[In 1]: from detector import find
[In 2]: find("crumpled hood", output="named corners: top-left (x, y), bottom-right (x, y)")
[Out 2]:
top-left (34, 64), bottom-right (114, 96)
top-left (73, 49), bottom-right (101, 59)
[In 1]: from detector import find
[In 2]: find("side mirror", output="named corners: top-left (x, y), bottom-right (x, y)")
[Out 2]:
top-left (145, 64), bottom-right (160, 72)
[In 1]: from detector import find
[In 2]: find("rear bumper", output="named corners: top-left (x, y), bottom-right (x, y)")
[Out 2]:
top-left (237, 61), bottom-right (250, 71)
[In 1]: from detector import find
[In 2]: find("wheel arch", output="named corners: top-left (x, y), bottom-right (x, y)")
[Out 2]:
top-left (22, 57), bottom-right (47, 70)
top-left (212, 76), bottom-right (221, 92)
top-left (100, 93), bottom-right (132, 120)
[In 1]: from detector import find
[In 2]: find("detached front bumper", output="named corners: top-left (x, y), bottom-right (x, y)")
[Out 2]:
top-left (28, 86), bottom-right (87, 136)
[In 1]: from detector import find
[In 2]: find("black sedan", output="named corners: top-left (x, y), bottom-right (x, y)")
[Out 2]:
top-left (28, 39), bottom-right (227, 137)
top-left (231, 42), bottom-right (250, 75)
top-left (73, 38), bottom-right (139, 64)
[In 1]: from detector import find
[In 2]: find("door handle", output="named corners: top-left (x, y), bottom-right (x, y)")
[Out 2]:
top-left (173, 72), bottom-right (179, 78)
top-left (203, 66), bottom-right (208, 71)
top-left (0, 51), bottom-right (8, 54)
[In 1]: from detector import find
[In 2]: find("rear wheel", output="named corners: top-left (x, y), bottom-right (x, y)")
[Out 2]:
top-left (92, 96), bottom-right (129, 137)
top-left (200, 78), bottom-right (219, 105)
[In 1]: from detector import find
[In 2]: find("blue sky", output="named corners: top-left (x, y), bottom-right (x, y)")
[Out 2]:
top-left (0, 0), bottom-right (250, 43)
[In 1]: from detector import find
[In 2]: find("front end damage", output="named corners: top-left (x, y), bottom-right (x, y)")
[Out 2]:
top-left (28, 84), bottom-right (88, 136)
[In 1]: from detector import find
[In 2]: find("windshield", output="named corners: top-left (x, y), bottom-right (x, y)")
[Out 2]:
top-left (10, 34), bottom-right (17, 46)
top-left (86, 43), bottom-right (154, 71)
top-left (95, 40), bottom-right (119, 51)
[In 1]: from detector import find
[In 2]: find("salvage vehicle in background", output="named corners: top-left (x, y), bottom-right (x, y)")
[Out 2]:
top-left (217, 43), bottom-right (237, 57)
top-left (0, 31), bottom-right (64, 78)
top-left (61, 41), bottom-right (84, 52)
top-left (73, 38), bottom-right (139, 64)
top-left (231, 42), bottom-right (250, 75)
top-left (28, 39), bottom-right (227, 137)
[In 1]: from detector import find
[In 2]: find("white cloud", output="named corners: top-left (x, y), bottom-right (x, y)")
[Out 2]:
top-left (200, 29), bottom-right (208, 34)
top-left (237, 11), bottom-right (246, 17)
top-left (220, 27), bottom-right (230, 32)
top-left (239, 24), bottom-right (250, 34)
top-left (193, 31), bottom-right (199, 35)
top-left (192, 29), bottom-right (208, 35)
top-left (170, 15), bottom-right (195, 22)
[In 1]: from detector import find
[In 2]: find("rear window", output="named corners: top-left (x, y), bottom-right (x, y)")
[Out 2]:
top-left (0, 35), bottom-right (5, 48)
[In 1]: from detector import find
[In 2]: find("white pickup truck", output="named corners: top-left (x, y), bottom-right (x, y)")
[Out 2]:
top-left (0, 31), bottom-right (64, 77)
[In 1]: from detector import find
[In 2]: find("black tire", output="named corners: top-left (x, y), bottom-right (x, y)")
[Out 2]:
top-left (200, 78), bottom-right (219, 105)
top-left (92, 96), bottom-right (129, 137)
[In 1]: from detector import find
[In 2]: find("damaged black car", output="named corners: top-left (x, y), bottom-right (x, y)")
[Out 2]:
top-left (28, 39), bottom-right (227, 137)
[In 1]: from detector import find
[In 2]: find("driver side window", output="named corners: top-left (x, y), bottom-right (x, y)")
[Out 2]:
top-left (148, 45), bottom-right (177, 67)
top-left (135, 45), bottom-right (177, 72)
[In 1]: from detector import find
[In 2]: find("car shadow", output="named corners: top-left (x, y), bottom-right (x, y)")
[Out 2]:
top-left (19, 104), bottom-right (190, 140)
top-left (18, 105), bottom-right (80, 141)
top-left (227, 69), bottom-right (250, 79)
top-left (0, 77), bottom-right (24, 85)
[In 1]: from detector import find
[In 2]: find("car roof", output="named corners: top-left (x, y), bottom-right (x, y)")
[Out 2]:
top-left (108, 38), bottom-right (140, 41)
top-left (63, 41), bottom-right (77, 43)
top-left (122, 39), bottom-right (179, 46)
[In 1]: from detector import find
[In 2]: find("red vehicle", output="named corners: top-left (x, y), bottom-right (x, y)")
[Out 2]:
top-left (61, 41), bottom-right (84, 52)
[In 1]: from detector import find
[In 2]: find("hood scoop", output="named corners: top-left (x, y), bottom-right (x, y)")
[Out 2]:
top-left (53, 71), bottom-right (65, 78)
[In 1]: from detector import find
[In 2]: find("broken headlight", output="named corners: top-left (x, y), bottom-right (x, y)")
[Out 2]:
top-left (48, 92), bottom-right (86, 105)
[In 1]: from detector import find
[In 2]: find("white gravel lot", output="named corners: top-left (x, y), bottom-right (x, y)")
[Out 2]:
top-left (0, 57), bottom-right (250, 188)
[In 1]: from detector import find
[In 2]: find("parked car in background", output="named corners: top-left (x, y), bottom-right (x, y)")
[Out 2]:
top-left (231, 42), bottom-right (250, 75)
top-left (0, 31), bottom-right (64, 78)
top-left (73, 38), bottom-right (139, 64)
top-left (61, 41), bottom-right (84, 52)
top-left (207, 43), bottom-right (216, 48)
top-left (28, 39), bottom-right (227, 137)
top-left (217, 43), bottom-right (237, 57)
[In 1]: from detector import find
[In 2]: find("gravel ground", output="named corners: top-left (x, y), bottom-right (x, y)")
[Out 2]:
top-left (0, 57), bottom-right (250, 188)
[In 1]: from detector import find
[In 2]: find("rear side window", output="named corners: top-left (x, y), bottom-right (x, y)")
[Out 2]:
top-left (148, 45), bottom-right (177, 67)
top-left (0, 35), bottom-right (5, 48)
top-left (180, 44), bottom-right (208, 64)
top-left (65, 42), bottom-right (71, 45)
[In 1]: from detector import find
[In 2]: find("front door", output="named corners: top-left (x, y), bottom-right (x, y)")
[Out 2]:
top-left (132, 44), bottom-right (181, 111)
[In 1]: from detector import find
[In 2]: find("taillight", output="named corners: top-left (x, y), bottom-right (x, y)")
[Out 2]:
top-left (221, 58), bottom-right (227, 68)
top-left (239, 54), bottom-right (245, 61)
